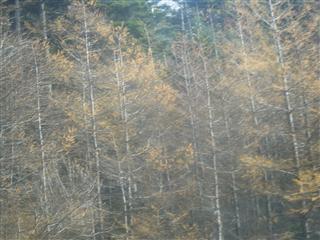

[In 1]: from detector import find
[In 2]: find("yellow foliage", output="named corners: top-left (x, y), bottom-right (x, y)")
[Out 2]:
top-left (240, 52), bottom-right (275, 72)
top-left (86, 0), bottom-right (97, 6)
top-left (240, 155), bottom-right (281, 194)
top-left (278, 232), bottom-right (295, 240)
top-left (169, 144), bottom-right (194, 170)
top-left (310, 140), bottom-right (320, 156)
top-left (185, 143), bottom-right (194, 157)
top-left (148, 147), bottom-right (161, 161)
top-left (154, 83), bottom-right (177, 110)
top-left (96, 24), bottom-right (112, 38)
top-left (285, 170), bottom-right (320, 204)
top-left (147, 148), bottom-right (170, 171)
top-left (70, 205), bottom-right (90, 221)
top-left (54, 18), bottom-right (64, 32)
top-left (49, 52), bottom-right (75, 82)
top-left (131, 213), bottom-right (160, 239)
top-left (295, 170), bottom-right (320, 194)
top-left (240, 155), bottom-right (274, 169)
top-left (63, 127), bottom-right (77, 151)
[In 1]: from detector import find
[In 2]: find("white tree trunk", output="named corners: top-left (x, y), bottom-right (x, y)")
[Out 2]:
top-left (268, 0), bottom-right (300, 168)
top-left (268, 0), bottom-right (309, 238)
top-left (32, 46), bottom-right (49, 230)
top-left (180, 8), bottom-right (202, 199)
top-left (15, 0), bottom-right (21, 37)
top-left (201, 56), bottom-right (223, 240)
top-left (41, 1), bottom-right (51, 96)
top-left (222, 106), bottom-right (241, 238)
top-left (81, 1), bottom-right (104, 237)
top-left (41, 2), bottom-right (48, 41)
top-left (196, 9), bottom-right (223, 233)
top-left (235, 2), bottom-right (274, 237)
top-left (113, 48), bottom-right (130, 239)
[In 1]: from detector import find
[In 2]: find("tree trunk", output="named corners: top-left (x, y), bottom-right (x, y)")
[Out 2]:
top-left (40, 1), bottom-right (51, 95)
top-left (180, 7), bottom-right (202, 200)
top-left (196, 9), bottom-right (223, 234)
top-left (201, 55), bottom-right (223, 240)
top-left (81, 1), bottom-right (104, 238)
top-left (235, 1), bottom-right (274, 237)
top-left (32, 46), bottom-right (49, 231)
top-left (113, 48), bottom-right (130, 239)
top-left (15, 0), bottom-right (21, 37)
top-left (268, 0), bottom-right (309, 238)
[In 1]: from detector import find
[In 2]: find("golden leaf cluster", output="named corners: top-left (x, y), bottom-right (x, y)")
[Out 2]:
top-left (155, 83), bottom-right (177, 110)
top-left (62, 127), bottom-right (77, 152)
top-left (49, 52), bottom-right (75, 82)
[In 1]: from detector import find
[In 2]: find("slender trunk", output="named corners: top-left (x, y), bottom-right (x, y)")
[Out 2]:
top-left (17, 216), bottom-right (21, 240)
top-left (91, 208), bottom-right (96, 240)
top-left (201, 55), bottom-right (223, 240)
top-left (208, 12), bottom-right (239, 239)
top-left (157, 132), bottom-right (164, 194)
top-left (264, 171), bottom-right (273, 238)
top-left (196, 9), bottom-right (223, 234)
top-left (180, 7), bottom-right (202, 199)
top-left (41, 2), bottom-right (48, 42)
top-left (223, 105), bottom-right (241, 239)
top-left (0, 17), bottom-right (4, 237)
top-left (163, 53), bottom-right (168, 68)
top-left (11, 4), bottom-right (20, 233)
top-left (143, 24), bottom-right (154, 68)
top-left (113, 49), bottom-right (130, 239)
top-left (122, 82), bottom-right (133, 214)
top-left (268, 0), bottom-right (310, 238)
top-left (301, 95), bottom-right (313, 162)
top-left (80, 58), bottom-right (91, 167)
top-left (255, 195), bottom-right (261, 221)
top-left (32, 46), bottom-right (49, 230)
top-left (117, 34), bottom-right (133, 227)
top-left (236, 1), bottom-right (274, 237)
top-left (81, 1), bottom-right (104, 237)
top-left (119, 161), bottom-right (129, 239)
top-left (268, 0), bottom-right (300, 168)
top-left (40, 1), bottom-right (52, 96)
top-left (231, 171), bottom-right (241, 238)
top-left (15, 0), bottom-right (21, 37)
top-left (235, 1), bottom-right (258, 126)
top-left (160, 132), bottom-right (171, 192)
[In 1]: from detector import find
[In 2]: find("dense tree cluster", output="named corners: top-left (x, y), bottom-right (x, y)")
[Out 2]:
top-left (0, 0), bottom-right (319, 239)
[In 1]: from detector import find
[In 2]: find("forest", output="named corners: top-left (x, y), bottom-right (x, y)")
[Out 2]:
top-left (0, 0), bottom-right (319, 239)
